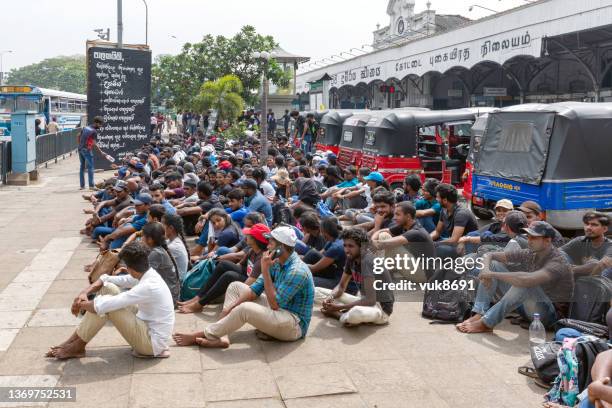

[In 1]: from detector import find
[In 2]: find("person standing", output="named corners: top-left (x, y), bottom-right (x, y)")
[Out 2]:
top-left (282, 109), bottom-right (291, 137)
top-left (46, 117), bottom-right (60, 134)
top-left (78, 116), bottom-right (105, 190)
top-left (268, 111), bottom-right (277, 136)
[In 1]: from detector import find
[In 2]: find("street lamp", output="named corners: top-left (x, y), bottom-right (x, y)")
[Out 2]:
top-left (0, 50), bottom-right (13, 86)
top-left (252, 50), bottom-right (276, 158)
top-left (468, 4), bottom-right (499, 13)
top-left (141, 0), bottom-right (148, 46)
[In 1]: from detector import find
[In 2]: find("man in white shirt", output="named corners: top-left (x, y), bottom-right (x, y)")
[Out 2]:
top-left (45, 242), bottom-right (175, 359)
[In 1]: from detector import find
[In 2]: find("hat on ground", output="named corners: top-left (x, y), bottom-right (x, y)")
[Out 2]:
top-left (113, 180), bottom-right (128, 191)
top-left (522, 221), bottom-right (556, 238)
top-left (265, 225), bottom-right (297, 247)
top-left (133, 193), bottom-right (153, 206)
top-left (363, 172), bottom-right (384, 183)
top-left (242, 224), bottom-right (271, 244)
top-left (495, 199), bottom-right (514, 210)
top-left (518, 200), bottom-right (542, 215)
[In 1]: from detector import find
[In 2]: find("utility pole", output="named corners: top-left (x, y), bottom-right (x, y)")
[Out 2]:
top-left (117, 0), bottom-right (123, 48)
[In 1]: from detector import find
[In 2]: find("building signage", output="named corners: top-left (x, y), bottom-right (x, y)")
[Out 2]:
top-left (484, 87), bottom-right (507, 96)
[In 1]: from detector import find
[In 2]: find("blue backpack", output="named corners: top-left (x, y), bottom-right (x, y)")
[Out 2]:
top-left (180, 259), bottom-right (215, 301)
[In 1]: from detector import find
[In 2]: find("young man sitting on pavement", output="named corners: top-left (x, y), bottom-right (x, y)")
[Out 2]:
top-left (371, 201), bottom-right (436, 282)
top-left (317, 228), bottom-right (395, 327)
top-left (46, 242), bottom-right (175, 359)
top-left (517, 200), bottom-right (566, 247)
top-left (355, 191), bottom-right (396, 237)
top-left (413, 178), bottom-right (441, 233)
top-left (457, 221), bottom-right (573, 334)
top-left (457, 198), bottom-right (514, 255)
top-left (99, 193), bottom-right (152, 250)
top-left (173, 225), bottom-right (314, 348)
top-left (560, 211), bottom-right (612, 279)
top-left (86, 180), bottom-right (133, 237)
top-left (430, 183), bottom-right (478, 259)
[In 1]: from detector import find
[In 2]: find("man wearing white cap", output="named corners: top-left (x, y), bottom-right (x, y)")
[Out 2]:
top-left (458, 198), bottom-right (514, 255)
top-left (173, 226), bottom-right (315, 348)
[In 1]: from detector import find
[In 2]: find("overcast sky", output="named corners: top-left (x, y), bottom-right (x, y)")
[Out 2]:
top-left (2, 0), bottom-right (531, 72)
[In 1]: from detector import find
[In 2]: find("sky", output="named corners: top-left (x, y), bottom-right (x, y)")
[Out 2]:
top-left (1, 0), bottom-right (532, 72)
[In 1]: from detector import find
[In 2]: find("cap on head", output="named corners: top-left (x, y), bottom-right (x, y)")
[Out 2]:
top-left (363, 172), bottom-right (384, 183)
top-left (133, 193), bottom-right (153, 206)
top-left (495, 199), bottom-right (514, 211)
top-left (113, 180), bottom-right (128, 192)
top-left (503, 210), bottom-right (528, 232)
top-left (518, 200), bottom-right (542, 215)
top-left (265, 226), bottom-right (297, 247)
top-left (522, 221), bottom-right (556, 238)
top-left (242, 224), bottom-right (271, 244)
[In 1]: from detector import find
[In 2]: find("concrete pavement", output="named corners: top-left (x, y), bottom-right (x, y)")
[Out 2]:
top-left (0, 156), bottom-right (547, 407)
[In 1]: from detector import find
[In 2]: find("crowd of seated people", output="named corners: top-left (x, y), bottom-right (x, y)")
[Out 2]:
top-left (54, 122), bottom-right (612, 407)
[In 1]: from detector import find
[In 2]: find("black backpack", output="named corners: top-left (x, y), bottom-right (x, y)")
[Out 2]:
top-left (421, 268), bottom-right (475, 323)
top-left (569, 276), bottom-right (612, 324)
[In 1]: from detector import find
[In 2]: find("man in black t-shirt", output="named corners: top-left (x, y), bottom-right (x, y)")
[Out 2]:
top-left (430, 183), bottom-right (478, 259)
top-left (372, 202), bottom-right (436, 282)
top-left (561, 211), bottom-right (612, 278)
top-left (317, 228), bottom-right (394, 327)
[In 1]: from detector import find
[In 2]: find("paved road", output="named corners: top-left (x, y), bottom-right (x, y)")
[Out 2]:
top-left (0, 156), bottom-right (547, 407)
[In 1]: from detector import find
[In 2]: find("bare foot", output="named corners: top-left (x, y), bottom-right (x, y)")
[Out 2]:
top-left (83, 209), bottom-right (94, 215)
top-left (456, 314), bottom-right (481, 329)
top-left (172, 331), bottom-right (204, 347)
top-left (178, 302), bottom-right (203, 314)
top-left (48, 342), bottom-right (86, 360)
top-left (321, 308), bottom-right (342, 320)
top-left (177, 297), bottom-right (199, 306)
top-left (195, 337), bottom-right (229, 348)
top-left (457, 319), bottom-right (493, 334)
top-left (83, 264), bottom-right (93, 273)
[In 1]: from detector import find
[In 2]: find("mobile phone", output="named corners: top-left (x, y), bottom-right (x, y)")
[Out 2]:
top-left (271, 247), bottom-right (282, 260)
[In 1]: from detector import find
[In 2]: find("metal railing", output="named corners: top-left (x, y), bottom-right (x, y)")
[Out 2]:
top-left (35, 128), bottom-right (80, 168)
top-left (0, 128), bottom-right (80, 184)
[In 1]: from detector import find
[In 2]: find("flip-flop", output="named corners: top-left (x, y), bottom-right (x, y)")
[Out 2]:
top-left (131, 350), bottom-right (170, 359)
top-left (534, 377), bottom-right (551, 390)
top-left (517, 366), bottom-right (538, 379)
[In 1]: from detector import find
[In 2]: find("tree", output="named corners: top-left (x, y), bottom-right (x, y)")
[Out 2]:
top-left (193, 75), bottom-right (244, 124)
top-left (6, 55), bottom-right (86, 94)
top-left (152, 26), bottom-right (291, 110)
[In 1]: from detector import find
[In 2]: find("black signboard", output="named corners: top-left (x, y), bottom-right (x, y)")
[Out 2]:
top-left (87, 46), bottom-right (151, 169)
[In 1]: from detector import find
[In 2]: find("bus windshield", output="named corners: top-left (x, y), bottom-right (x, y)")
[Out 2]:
top-left (0, 96), bottom-right (14, 113)
top-left (15, 95), bottom-right (42, 113)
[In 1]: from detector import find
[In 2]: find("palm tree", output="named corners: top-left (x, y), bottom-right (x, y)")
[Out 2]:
top-left (193, 74), bottom-right (244, 124)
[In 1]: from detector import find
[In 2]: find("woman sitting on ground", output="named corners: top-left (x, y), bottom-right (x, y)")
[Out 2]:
top-left (191, 208), bottom-right (242, 262)
top-left (142, 222), bottom-right (181, 304)
top-left (177, 223), bottom-right (270, 314)
top-left (162, 214), bottom-right (190, 282)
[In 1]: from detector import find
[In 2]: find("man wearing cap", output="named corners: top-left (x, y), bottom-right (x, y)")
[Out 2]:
top-left (458, 198), bottom-right (514, 255)
top-left (173, 226), bottom-right (314, 348)
top-left (517, 200), bottom-right (566, 247)
top-left (99, 193), bottom-right (153, 250)
top-left (88, 180), bottom-right (133, 238)
top-left (457, 221), bottom-right (573, 334)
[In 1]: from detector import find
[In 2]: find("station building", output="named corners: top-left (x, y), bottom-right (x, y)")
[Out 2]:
top-left (295, 0), bottom-right (612, 110)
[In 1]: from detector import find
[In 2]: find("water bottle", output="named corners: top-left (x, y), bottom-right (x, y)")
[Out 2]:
top-left (529, 313), bottom-right (546, 346)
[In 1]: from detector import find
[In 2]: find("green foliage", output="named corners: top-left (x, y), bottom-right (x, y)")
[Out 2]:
top-left (193, 75), bottom-right (245, 124)
top-left (6, 55), bottom-right (86, 94)
top-left (151, 25), bottom-right (291, 110)
top-left (221, 122), bottom-right (248, 140)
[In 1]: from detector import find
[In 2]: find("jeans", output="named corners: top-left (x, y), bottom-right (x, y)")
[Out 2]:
top-left (294, 240), bottom-right (310, 256)
top-left (555, 328), bottom-right (582, 342)
top-left (109, 235), bottom-right (128, 250)
top-left (302, 135), bottom-right (313, 153)
top-left (92, 226), bottom-right (114, 240)
top-left (473, 261), bottom-right (557, 328)
top-left (79, 149), bottom-right (95, 188)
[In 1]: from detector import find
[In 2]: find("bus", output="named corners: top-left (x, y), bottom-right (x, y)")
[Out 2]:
top-left (0, 85), bottom-right (87, 138)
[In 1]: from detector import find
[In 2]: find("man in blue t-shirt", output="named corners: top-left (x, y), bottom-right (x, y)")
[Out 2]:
top-left (414, 178), bottom-right (442, 233)
top-left (77, 116), bottom-right (105, 190)
top-left (242, 179), bottom-right (273, 226)
top-left (225, 188), bottom-right (249, 228)
top-left (99, 193), bottom-right (152, 250)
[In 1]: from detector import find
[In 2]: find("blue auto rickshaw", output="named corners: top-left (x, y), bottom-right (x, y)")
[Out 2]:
top-left (470, 102), bottom-right (612, 230)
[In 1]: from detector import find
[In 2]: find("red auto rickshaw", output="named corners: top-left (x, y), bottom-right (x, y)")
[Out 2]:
top-left (337, 111), bottom-right (390, 169)
top-left (360, 109), bottom-right (480, 189)
top-left (315, 110), bottom-right (363, 155)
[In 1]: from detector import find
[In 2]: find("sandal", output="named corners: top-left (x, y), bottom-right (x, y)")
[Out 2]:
top-left (534, 377), bottom-right (551, 390)
top-left (518, 366), bottom-right (538, 379)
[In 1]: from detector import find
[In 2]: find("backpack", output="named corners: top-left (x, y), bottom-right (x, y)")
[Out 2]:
top-left (180, 258), bottom-right (215, 301)
top-left (568, 276), bottom-right (612, 324)
top-left (421, 267), bottom-right (475, 323)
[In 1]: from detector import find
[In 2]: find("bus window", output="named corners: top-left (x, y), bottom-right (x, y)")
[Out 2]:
top-left (15, 96), bottom-right (41, 113)
top-left (68, 100), bottom-right (75, 113)
top-left (59, 99), bottom-right (68, 112)
top-left (0, 96), bottom-right (14, 113)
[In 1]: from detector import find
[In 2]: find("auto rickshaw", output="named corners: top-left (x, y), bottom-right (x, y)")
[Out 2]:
top-left (315, 110), bottom-right (363, 155)
top-left (360, 109), bottom-right (480, 188)
top-left (337, 110), bottom-right (390, 168)
top-left (471, 102), bottom-right (612, 230)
